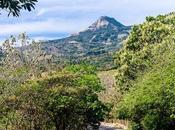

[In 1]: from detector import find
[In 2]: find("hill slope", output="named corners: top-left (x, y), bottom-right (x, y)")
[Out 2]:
top-left (42, 16), bottom-right (131, 69)
top-left (114, 12), bottom-right (175, 91)
top-left (116, 12), bottom-right (175, 130)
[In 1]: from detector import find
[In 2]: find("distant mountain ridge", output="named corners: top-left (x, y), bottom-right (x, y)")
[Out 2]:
top-left (41, 16), bottom-right (131, 69)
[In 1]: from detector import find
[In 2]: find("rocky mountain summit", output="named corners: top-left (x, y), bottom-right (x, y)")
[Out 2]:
top-left (88, 16), bottom-right (126, 31)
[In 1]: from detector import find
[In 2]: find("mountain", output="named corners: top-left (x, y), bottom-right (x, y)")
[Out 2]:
top-left (42, 16), bottom-right (131, 69)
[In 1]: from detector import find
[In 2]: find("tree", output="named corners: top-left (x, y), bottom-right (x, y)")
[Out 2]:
top-left (2, 33), bottom-right (52, 77)
top-left (114, 13), bottom-right (174, 92)
top-left (0, 0), bottom-right (38, 16)
top-left (0, 34), bottom-right (53, 129)
top-left (116, 38), bottom-right (175, 130)
top-left (0, 65), bottom-right (109, 130)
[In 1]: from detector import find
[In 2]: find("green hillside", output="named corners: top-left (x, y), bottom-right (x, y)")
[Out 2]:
top-left (116, 12), bottom-right (175, 130)
top-left (117, 40), bottom-right (175, 130)
top-left (115, 12), bottom-right (175, 92)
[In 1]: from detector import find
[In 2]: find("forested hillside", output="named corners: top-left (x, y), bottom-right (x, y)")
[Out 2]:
top-left (41, 16), bottom-right (131, 70)
top-left (115, 12), bottom-right (175, 91)
top-left (115, 12), bottom-right (175, 130)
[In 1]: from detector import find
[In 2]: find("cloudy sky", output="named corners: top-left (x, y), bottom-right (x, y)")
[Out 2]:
top-left (1, 0), bottom-right (175, 41)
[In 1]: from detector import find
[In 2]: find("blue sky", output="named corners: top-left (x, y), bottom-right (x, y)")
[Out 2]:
top-left (1, 0), bottom-right (175, 41)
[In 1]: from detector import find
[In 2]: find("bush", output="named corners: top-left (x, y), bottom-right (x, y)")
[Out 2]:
top-left (114, 13), bottom-right (175, 92)
top-left (1, 65), bottom-right (109, 130)
top-left (117, 43), bottom-right (175, 130)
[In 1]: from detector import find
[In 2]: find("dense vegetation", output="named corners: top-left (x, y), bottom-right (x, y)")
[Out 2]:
top-left (0, 66), bottom-right (109, 130)
top-left (2, 3), bottom-right (175, 129)
top-left (117, 43), bottom-right (175, 130)
top-left (116, 12), bottom-right (175, 129)
top-left (115, 13), bottom-right (175, 92)
top-left (0, 36), bottom-right (109, 130)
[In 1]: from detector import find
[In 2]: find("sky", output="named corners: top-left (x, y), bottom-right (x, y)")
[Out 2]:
top-left (0, 0), bottom-right (175, 41)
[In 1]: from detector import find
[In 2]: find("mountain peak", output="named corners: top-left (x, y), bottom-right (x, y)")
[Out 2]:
top-left (98, 16), bottom-right (115, 21)
top-left (88, 16), bottom-right (125, 31)
top-left (98, 16), bottom-right (111, 21)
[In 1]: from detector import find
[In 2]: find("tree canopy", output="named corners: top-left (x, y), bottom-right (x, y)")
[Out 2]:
top-left (114, 13), bottom-right (175, 92)
top-left (116, 12), bottom-right (175, 130)
top-left (0, 65), bottom-right (109, 130)
top-left (0, 0), bottom-right (38, 16)
top-left (117, 41), bottom-right (175, 130)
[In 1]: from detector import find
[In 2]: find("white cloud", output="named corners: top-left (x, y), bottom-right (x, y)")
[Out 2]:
top-left (0, 19), bottom-right (91, 36)
top-left (1, 0), bottom-right (175, 40)
top-left (35, 0), bottom-right (175, 24)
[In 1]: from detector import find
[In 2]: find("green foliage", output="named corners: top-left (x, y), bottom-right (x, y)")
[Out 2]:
top-left (64, 64), bottom-right (103, 92)
top-left (116, 13), bottom-right (175, 129)
top-left (115, 12), bottom-right (175, 92)
top-left (64, 64), bottom-right (97, 74)
top-left (2, 34), bottom-right (52, 77)
top-left (0, 0), bottom-right (38, 16)
top-left (0, 65), bottom-right (109, 130)
top-left (0, 29), bottom-right (123, 128)
top-left (117, 52), bottom-right (175, 129)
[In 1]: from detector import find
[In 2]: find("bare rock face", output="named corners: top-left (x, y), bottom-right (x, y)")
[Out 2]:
top-left (88, 16), bottom-right (125, 31)
top-left (88, 16), bottom-right (110, 30)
